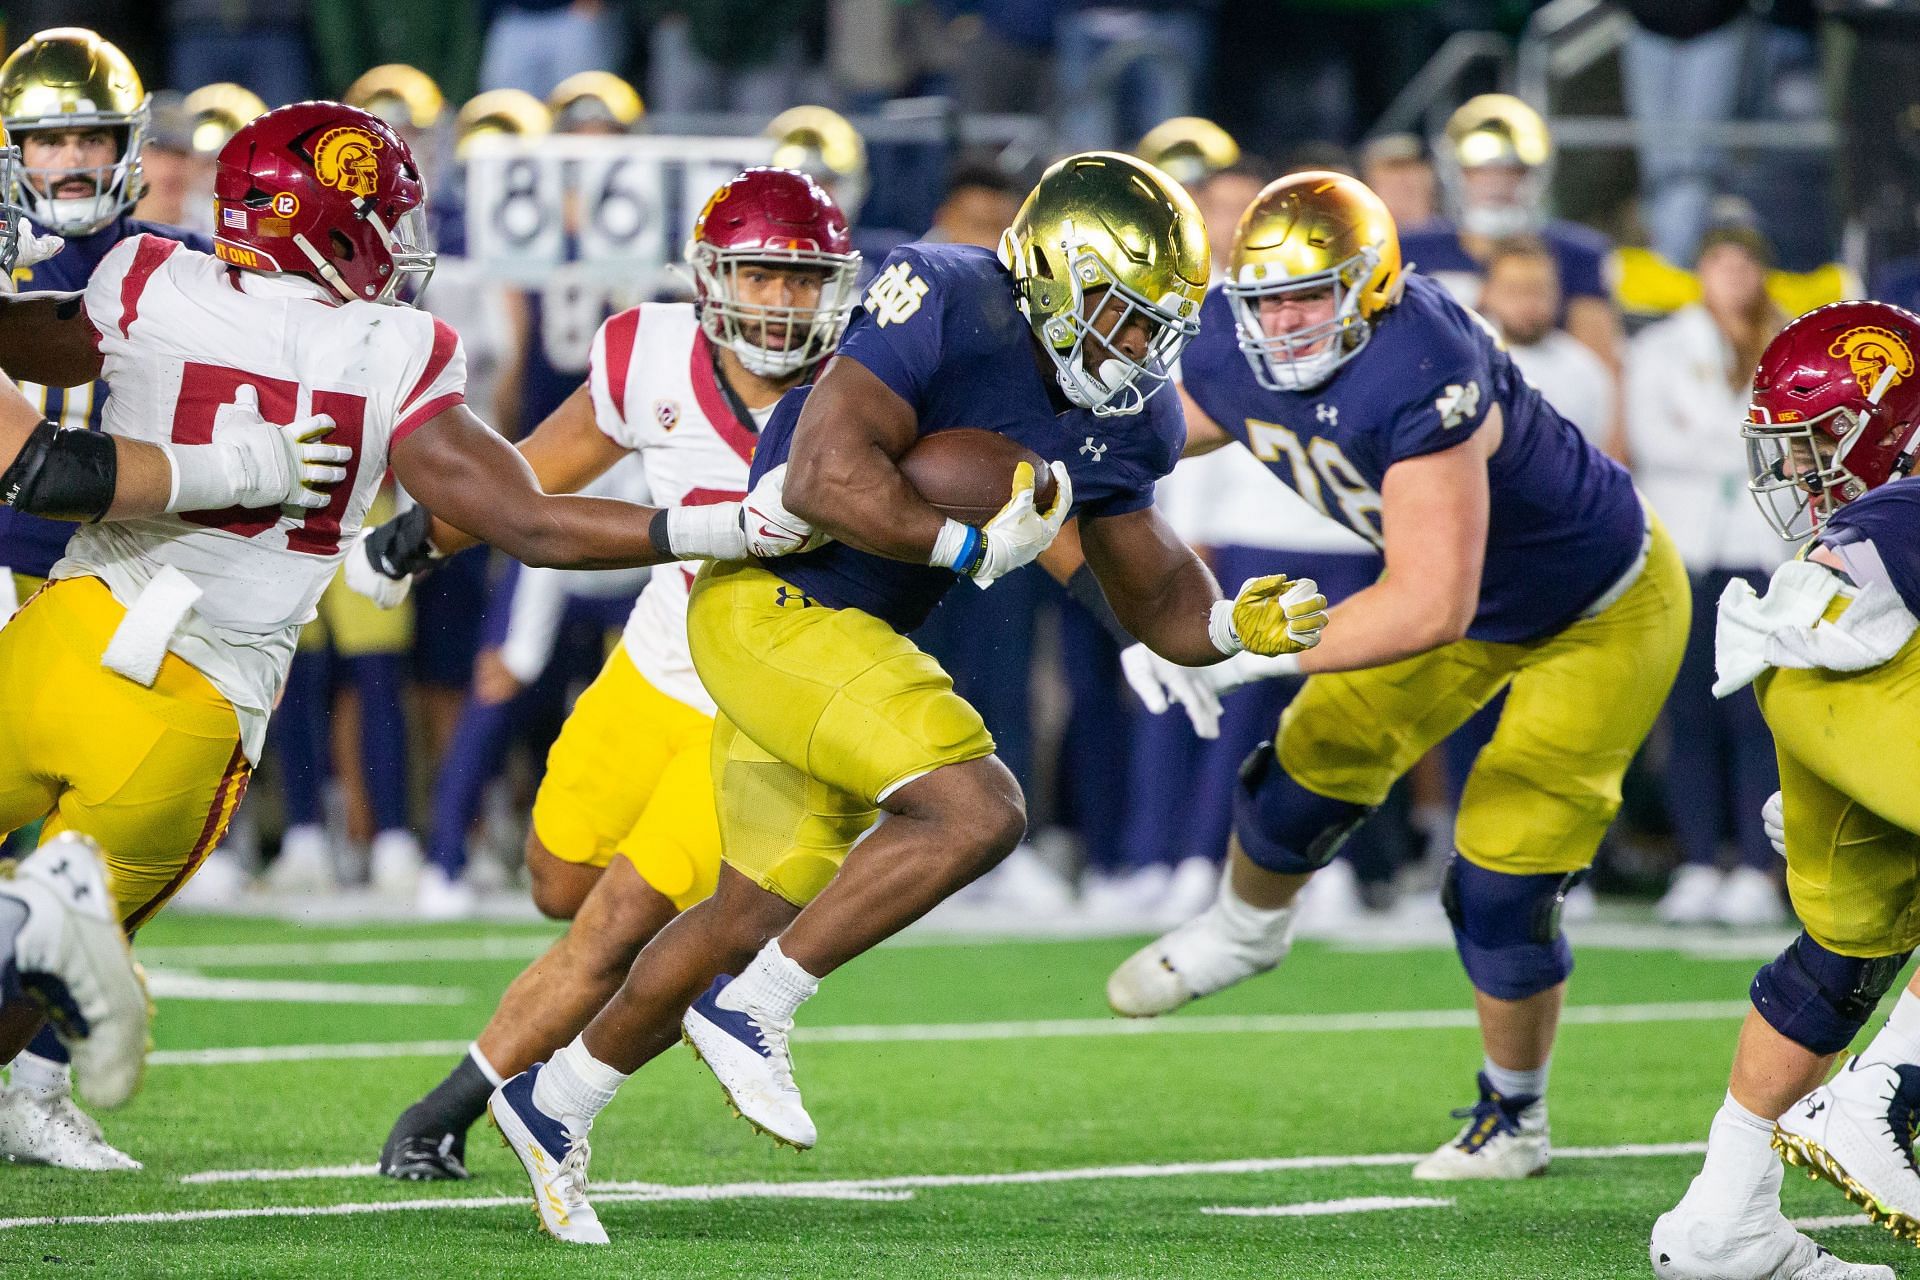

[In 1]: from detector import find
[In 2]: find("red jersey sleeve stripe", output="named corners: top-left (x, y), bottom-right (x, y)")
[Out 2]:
top-left (393, 391), bottom-right (464, 444)
top-left (601, 306), bottom-right (641, 423)
top-left (399, 316), bottom-right (461, 415)
top-left (118, 236), bottom-right (181, 338)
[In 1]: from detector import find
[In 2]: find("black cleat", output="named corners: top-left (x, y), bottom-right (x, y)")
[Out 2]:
top-left (379, 1105), bottom-right (471, 1181)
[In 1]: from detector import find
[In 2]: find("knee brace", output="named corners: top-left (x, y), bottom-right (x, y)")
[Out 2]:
top-left (1231, 742), bottom-right (1372, 875)
top-left (1750, 932), bottom-right (1911, 1055)
top-left (1440, 854), bottom-right (1580, 1000)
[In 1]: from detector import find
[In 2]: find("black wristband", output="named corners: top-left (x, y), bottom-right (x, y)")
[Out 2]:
top-left (365, 503), bottom-right (439, 579)
top-left (1065, 562), bottom-right (1132, 646)
top-left (0, 420), bottom-right (116, 522)
top-left (649, 506), bottom-right (674, 560)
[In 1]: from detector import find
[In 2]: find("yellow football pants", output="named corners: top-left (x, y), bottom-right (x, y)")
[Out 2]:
top-left (687, 561), bottom-right (996, 908)
top-left (1278, 515), bottom-right (1690, 876)
top-left (0, 577), bottom-right (248, 927)
top-left (1758, 616), bottom-right (1920, 957)
top-left (529, 644), bottom-right (720, 911)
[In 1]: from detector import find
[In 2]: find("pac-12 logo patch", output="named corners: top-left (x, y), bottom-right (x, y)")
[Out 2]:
top-left (653, 398), bottom-right (681, 431)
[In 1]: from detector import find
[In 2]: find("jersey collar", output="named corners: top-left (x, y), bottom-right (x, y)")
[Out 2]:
top-left (689, 327), bottom-right (760, 466)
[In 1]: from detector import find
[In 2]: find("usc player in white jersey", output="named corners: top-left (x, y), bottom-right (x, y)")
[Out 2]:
top-left (0, 104), bottom-right (803, 1170)
top-left (367, 166), bottom-right (859, 1180)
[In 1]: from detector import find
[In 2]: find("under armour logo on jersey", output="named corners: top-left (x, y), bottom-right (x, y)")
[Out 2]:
top-left (1079, 436), bottom-right (1108, 461)
top-left (1435, 381), bottom-right (1482, 430)
top-left (865, 262), bottom-right (929, 328)
top-left (1315, 403), bottom-right (1338, 426)
top-left (774, 586), bottom-right (817, 609)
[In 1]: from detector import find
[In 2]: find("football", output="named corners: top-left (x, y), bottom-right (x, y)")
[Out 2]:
top-left (898, 428), bottom-right (1059, 524)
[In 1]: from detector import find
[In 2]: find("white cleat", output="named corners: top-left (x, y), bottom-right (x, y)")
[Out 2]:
top-left (369, 831), bottom-right (425, 899)
top-left (1653, 1199), bottom-right (1894, 1279)
top-left (414, 865), bottom-right (477, 920)
top-left (1656, 864), bottom-right (1726, 926)
top-left (266, 824), bottom-right (336, 894)
top-left (1106, 900), bottom-right (1295, 1018)
top-left (0, 1085), bottom-right (142, 1170)
top-left (682, 975), bottom-right (816, 1150)
top-left (2, 832), bottom-right (151, 1108)
top-left (1411, 1073), bottom-right (1550, 1181)
top-left (1774, 1058), bottom-right (1920, 1242)
top-left (487, 1066), bottom-right (607, 1245)
top-left (1718, 867), bottom-right (1788, 928)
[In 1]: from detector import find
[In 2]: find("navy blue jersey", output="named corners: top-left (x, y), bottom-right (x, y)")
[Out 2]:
top-left (1180, 271), bottom-right (1644, 643)
top-left (0, 215), bottom-right (211, 577)
top-left (1400, 218), bottom-right (1612, 320)
top-left (749, 242), bottom-right (1183, 634)
top-left (1820, 478), bottom-right (1920, 616)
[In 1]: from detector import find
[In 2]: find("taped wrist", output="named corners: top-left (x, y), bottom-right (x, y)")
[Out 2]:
top-left (930, 518), bottom-right (984, 575)
top-left (366, 504), bottom-right (438, 579)
top-left (665, 502), bottom-right (747, 561)
top-left (0, 420), bottom-right (116, 521)
top-left (1065, 563), bottom-right (1131, 645)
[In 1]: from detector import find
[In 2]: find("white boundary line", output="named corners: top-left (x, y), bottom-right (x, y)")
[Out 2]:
top-left (147, 999), bottom-right (1752, 1068)
top-left (1202, 1196), bottom-right (1454, 1217)
top-left (17, 1143), bottom-right (1715, 1232)
top-left (145, 972), bottom-right (465, 1006)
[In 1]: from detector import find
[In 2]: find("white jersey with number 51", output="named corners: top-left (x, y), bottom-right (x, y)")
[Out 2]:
top-left (51, 235), bottom-right (468, 757)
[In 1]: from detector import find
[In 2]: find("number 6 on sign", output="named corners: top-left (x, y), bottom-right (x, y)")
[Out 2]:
top-left (576, 153), bottom-right (665, 266)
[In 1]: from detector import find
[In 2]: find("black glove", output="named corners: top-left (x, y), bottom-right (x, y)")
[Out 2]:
top-left (364, 503), bottom-right (438, 579)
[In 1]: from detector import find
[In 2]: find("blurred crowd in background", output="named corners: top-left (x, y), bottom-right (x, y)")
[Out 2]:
top-left (8, 0), bottom-right (1917, 931)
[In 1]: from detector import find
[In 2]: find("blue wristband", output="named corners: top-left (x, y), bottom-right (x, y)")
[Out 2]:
top-left (956, 525), bottom-right (985, 577)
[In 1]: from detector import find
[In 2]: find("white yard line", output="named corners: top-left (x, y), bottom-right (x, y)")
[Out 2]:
top-left (145, 972), bottom-right (465, 1005)
top-left (1202, 1196), bottom-right (1454, 1217)
top-left (180, 1143), bottom-right (1710, 1189)
top-left (147, 998), bottom-right (1752, 1068)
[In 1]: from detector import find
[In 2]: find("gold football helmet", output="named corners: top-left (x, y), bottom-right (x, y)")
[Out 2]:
top-left (453, 89), bottom-right (552, 160)
top-left (183, 83), bottom-right (267, 155)
top-left (344, 64), bottom-right (445, 132)
top-left (998, 151), bottom-right (1209, 417)
top-left (548, 71), bottom-right (643, 133)
top-left (1135, 116), bottom-right (1240, 188)
top-left (1226, 170), bottom-right (1404, 392)
top-left (1439, 93), bottom-right (1552, 239)
top-left (766, 105), bottom-right (866, 218)
top-left (0, 28), bottom-right (149, 236)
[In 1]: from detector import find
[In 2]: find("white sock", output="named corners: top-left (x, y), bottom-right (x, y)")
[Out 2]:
top-left (1483, 1057), bottom-right (1549, 1101)
top-left (468, 1043), bottom-right (505, 1088)
top-left (1687, 1092), bottom-right (1784, 1213)
top-left (530, 1037), bottom-right (630, 1129)
top-left (9, 1051), bottom-right (70, 1097)
top-left (1860, 988), bottom-right (1920, 1067)
top-left (1211, 873), bottom-right (1296, 952)
top-left (718, 939), bottom-right (820, 1024)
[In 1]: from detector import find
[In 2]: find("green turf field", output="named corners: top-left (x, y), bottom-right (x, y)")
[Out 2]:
top-left (3, 914), bottom-right (1912, 1278)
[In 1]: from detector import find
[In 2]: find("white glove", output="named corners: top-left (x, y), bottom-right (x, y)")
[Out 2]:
top-left (1121, 644), bottom-right (1306, 739)
top-left (1762, 791), bottom-right (1786, 860)
top-left (947, 460), bottom-right (1072, 589)
top-left (1121, 643), bottom-right (1225, 738)
top-left (0, 220), bottom-right (65, 291)
top-left (165, 385), bottom-right (348, 513)
top-left (741, 463), bottom-right (825, 557)
top-left (344, 529), bottom-right (412, 609)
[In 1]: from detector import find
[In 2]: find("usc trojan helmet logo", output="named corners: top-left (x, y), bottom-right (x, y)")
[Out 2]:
top-left (312, 126), bottom-right (383, 198)
top-left (1829, 326), bottom-right (1915, 396)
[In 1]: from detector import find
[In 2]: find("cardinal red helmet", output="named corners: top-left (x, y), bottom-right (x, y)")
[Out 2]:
top-left (685, 167), bottom-right (860, 377)
top-left (212, 100), bottom-right (434, 305)
top-left (1746, 299), bottom-right (1920, 538)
